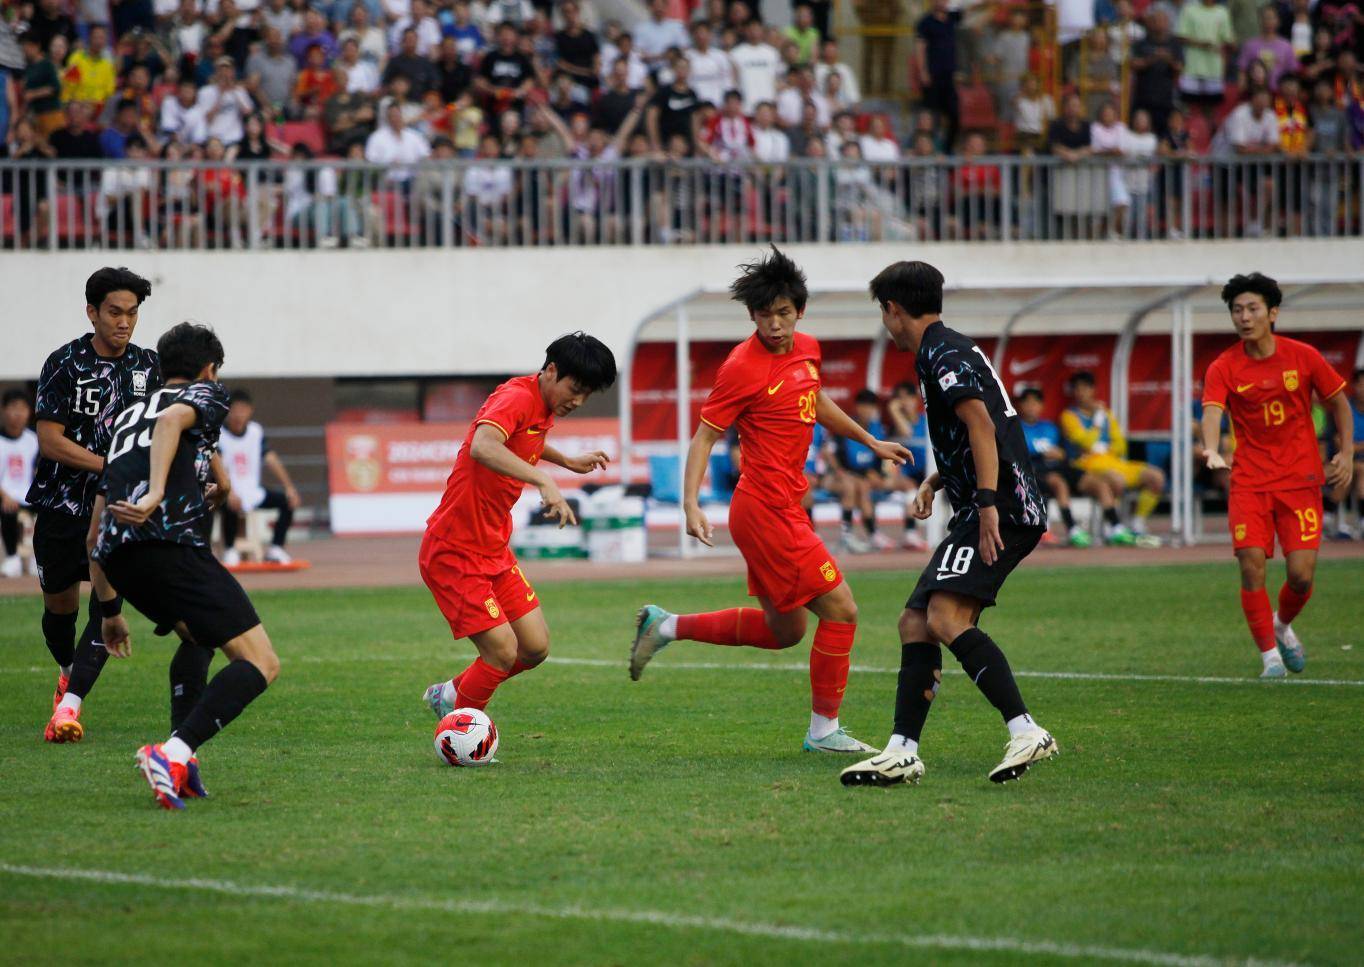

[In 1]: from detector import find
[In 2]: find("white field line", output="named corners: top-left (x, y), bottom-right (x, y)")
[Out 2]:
top-left (0, 862), bottom-right (1300, 967)
top-left (2, 654), bottom-right (1362, 688)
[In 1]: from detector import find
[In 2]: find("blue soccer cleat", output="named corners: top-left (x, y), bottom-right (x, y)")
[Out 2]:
top-left (135, 744), bottom-right (186, 811)
top-left (182, 756), bottom-right (210, 799)
top-left (1273, 616), bottom-right (1307, 673)
top-left (629, 605), bottom-right (675, 681)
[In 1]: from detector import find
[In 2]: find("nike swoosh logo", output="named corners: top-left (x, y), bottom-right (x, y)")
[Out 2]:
top-left (527, 428), bottom-right (542, 435)
top-left (76, 377), bottom-right (101, 385)
top-left (1009, 357), bottom-right (1047, 376)
top-left (526, 592), bottom-right (536, 601)
top-left (1236, 383), bottom-right (1255, 392)
top-left (767, 381), bottom-right (784, 395)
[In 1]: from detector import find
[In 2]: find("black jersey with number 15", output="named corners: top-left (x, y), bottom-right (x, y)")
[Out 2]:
top-left (915, 322), bottom-right (1047, 530)
top-left (93, 381), bottom-right (229, 563)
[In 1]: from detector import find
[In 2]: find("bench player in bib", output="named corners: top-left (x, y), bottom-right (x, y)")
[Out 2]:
top-left (630, 247), bottom-right (913, 754)
top-left (1201, 273), bottom-right (1353, 677)
top-left (420, 333), bottom-right (618, 739)
top-left (842, 261), bottom-right (1058, 787)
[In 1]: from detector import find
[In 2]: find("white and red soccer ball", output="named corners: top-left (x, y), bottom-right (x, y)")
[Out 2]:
top-left (434, 708), bottom-right (498, 767)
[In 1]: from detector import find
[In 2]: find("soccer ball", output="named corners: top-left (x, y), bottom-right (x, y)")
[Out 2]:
top-left (434, 708), bottom-right (498, 767)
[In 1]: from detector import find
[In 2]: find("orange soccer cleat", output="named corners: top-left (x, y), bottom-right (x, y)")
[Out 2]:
top-left (51, 672), bottom-right (70, 713)
top-left (44, 704), bottom-right (83, 744)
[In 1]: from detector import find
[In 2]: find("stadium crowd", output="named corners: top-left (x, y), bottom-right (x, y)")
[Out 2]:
top-left (1, 0), bottom-right (1362, 247)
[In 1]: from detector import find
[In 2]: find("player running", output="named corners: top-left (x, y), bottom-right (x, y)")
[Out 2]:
top-left (629, 247), bottom-right (912, 754)
top-left (1201, 273), bottom-right (1353, 678)
top-left (420, 333), bottom-right (618, 743)
top-left (841, 260), bottom-right (1058, 787)
top-left (37, 267), bottom-right (161, 744)
top-left (88, 322), bottom-right (280, 810)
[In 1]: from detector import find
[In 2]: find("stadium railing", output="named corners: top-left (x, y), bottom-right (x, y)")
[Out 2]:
top-left (2, 155), bottom-right (1361, 251)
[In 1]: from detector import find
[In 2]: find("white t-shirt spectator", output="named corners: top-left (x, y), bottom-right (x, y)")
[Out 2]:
top-left (600, 45), bottom-right (648, 89)
top-left (1014, 93), bottom-right (1055, 136)
top-left (1221, 103), bottom-right (1280, 151)
top-left (389, 14), bottom-right (442, 56)
top-left (463, 163), bottom-right (513, 204)
top-left (687, 47), bottom-right (735, 108)
top-left (195, 84), bottom-right (254, 145)
top-left (752, 126), bottom-right (789, 162)
top-left (365, 124), bottom-right (432, 181)
top-left (730, 42), bottom-right (781, 113)
top-left (483, 0), bottom-right (532, 26)
top-left (340, 25), bottom-right (387, 64)
top-left (634, 17), bottom-right (690, 61)
top-left (1120, 128), bottom-right (1158, 194)
top-left (381, 0), bottom-right (412, 20)
top-left (160, 97), bottom-right (208, 143)
top-left (0, 428), bottom-right (38, 506)
top-left (858, 133), bottom-right (899, 162)
top-left (814, 62), bottom-right (860, 106)
top-left (343, 58), bottom-right (381, 93)
top-left (172, 19), bottom-right (208, 60)
top-left (776, 87), bottom-right (830, 130)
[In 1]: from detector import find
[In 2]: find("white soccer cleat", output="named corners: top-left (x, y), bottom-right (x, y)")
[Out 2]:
top-left (902, 531), bottom-right (929, 552)
top-left (840, 750), bottom-right (925, 787)
top-left (803, 728), bottom-right (877, 754)
top-left (222, 548), bottom-right (242, 567)
top-left (1260, 659), bottom-right (1288, 679)
top-left (0, 555), bottom-right (22, 578)
top-left (1272, 616), bottom-right (1306, 673)
top-left (264, 545), bottom-right (293, 565)
top-left (840, 532), bottom-right (872, 554)
top-left (424, 681), bottom-right (455, 718)
top-left (988, 727), bottom-right (1059, 784)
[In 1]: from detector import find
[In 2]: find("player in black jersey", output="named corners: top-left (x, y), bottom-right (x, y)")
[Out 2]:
top-left (842, 261), bottom-right (1060, 788)
top-left (88, 322), bottom-right (280, 810)
top-left (34, 267), bottom-right (161, 744)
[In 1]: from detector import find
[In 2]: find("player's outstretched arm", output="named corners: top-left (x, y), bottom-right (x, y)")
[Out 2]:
top-left (35, 420), bottom-right (105, 474)
top-left (541, 444), bottom-right (610, 476)
top-left (814, 391), bottom-right (912, 466)
top-left (110, 403), bottom-right (198, 526)
top-left (469, 424), bottom-right (577, 527)
top-left (85, 496), bottom-right (131, 658)
top-left (954, 398), bottom-right (1005, 565)
top-left (682, 423), bottom-right (724, 546)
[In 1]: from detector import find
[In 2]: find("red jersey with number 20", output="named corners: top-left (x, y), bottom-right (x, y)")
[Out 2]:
top-left (700, 331), bottom-right (822, 504)
top-left (426, 374), bottom-right (553, 565)
top-left (1202, 336), bottom-right (1346, 493)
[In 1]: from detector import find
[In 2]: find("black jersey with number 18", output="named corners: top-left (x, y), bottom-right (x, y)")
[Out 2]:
top-left (93, 380), bottom-right (229, 562)
top-left (915, 321), bottom-right (1047, 530)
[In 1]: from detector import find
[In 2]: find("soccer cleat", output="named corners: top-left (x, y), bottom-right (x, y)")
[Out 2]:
top-left (901, 530), bottom-right (929, 552)
top-left (135, 744), bottom-right (186, 811)
top-left (1039, 530), bottom-right (1061, 546)
top-left (629, 605), bottom-right (675, 681)
top-left (1272, 616), bottom-right (1306, 673)
top-left (1104, 526), bottom-right (1137, 547)
top-left (181, 756), bottom-right (210, 799)
top-left (988, 728), bottom-right (1059, 783)
top-left (868, 531), bottom-right (895, 551)
top-left (423, 680), bottom-right (456, 718)
top-left (44, 704), bottom-right (83, 743)
top-left (1134, 534), bottom-right (1162, 549)
top-left (1260, 658), bottom-right (1288, 678)
top-left (803, 728), bottom-right (878, 754)
top-left (0, 554), bottom-right (21, 578)
top-left (840, 750), bottom-right (925, 787)
top-left (264, 545), bottom-right (293, 565)
top-left (840, 531), bottom-right (871, 554)
top-left (51, 672), bottom-right (69, 712)
top-left (1068, 527), bottom-right (1093, 548)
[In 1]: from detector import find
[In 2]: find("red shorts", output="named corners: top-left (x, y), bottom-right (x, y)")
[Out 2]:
top-left (1228, 486), bottom-right (1323, 557)
top-left (418, 534), bottom-right (540, 640)
top-left (728, 488), bottom-right (843, 613)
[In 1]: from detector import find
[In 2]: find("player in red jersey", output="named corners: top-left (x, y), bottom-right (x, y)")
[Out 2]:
top-left (629, 248), bottom-right (912, 753)
top-left (420, 333), bottom-right (618, 740)
top-left (1201, 273), bottom-right (1353, 677)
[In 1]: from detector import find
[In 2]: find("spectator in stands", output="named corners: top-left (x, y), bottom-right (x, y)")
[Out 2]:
top-left (730, 18), bottom-right (781, 114)
top-left (825, 109), bottom-right (856, 155)
top-left (1017, 388), bottom-right (1093, 547)
top-left (294, 43), bottom-right (341, 118)
top-left (554, 0), bottom-right (600, 100)
top-left (1107, 0), bottom-right (1145, 49)
top-left (906, 130), bottom-right (944, 238)
top-left (820, 63), bottom-right (853, 111)
top-left (444, 0), bottom-right (486, 63)
top-left (858, 113), bottom-right (899, 162)
top-left (646, 52), bottom-right (700, 152)
top-left (1130, 9), bottom-right (1182, 138)
top-left (1156, 107), bottom-right (1191, 237)
top-left (365, 101), bottom-right (431, 184)
top-left (831, 388), bottom-right (913, 551)
top-left (544, 98), bottom-right (646, 243)
top-left (167, 0), bottom-right (207, 68)
top-left (1220, 85), bottom-right (1281, 155)
top-left (1318, 0), bottom-right (1363, 60)
top-left (210, 0), bottom-right (259, 73)
top-left (833, 139), bottom-right (881, 240)
top-left (339, 36), bottom-right (381, 93)
top-left (26, 0), bottom-right (77, 53)
top-left (1047, 93), bottom-right (1098, 229)
top-left (463, 132), bottom-right (514, 243)
top-left (987, 7), bottom-right (1031, 122)
top-left (0, 390), bottom-right (37, 579)
top-left (1081, 27), bottom-right (1122, 119)
top-left (340, 3), bottom-right (387, 66)
top-left (1061, 371), bottom-right (1165, 545)
top-left (104, 63), bottom-right (156, 129)
top-left (413, 134), bottom-right (458, 244)
top-left (1176, 0), bottom-right (1234, 129)
top-left (701, 88), bottom-right (754, 160)
top-left (218, 389), bottom-right (303, 564)
top-left (776, 64), bottom-right (829, 130)
top-left (475, 22), bottom-right (534, 117)
top-left (485, 0), bottom-right (535, 29)
top-left (1281, 0), bottom-right (1314, 60)
top-left (290, 7), bottom-right (338, 67)
top-left (389, 0), bottom-right (442, 58)
top-left (385, 26), bottom-right (439, 96)
top-left (1013, 73), bottom-right (1055, 154)
top-left (751, 99), bottom-right (789, 160)
top-left (199, 135), bottom-right (249, 246)
top-left (1237, 6), bottom-right (1297, 93)
top-left (159, 76), bottom-right (206, 143)
top-left (1, 118), bottom-right (52, 247)
top-left (324, 71), bottom-right (377, 153)
top-left (196, 55), bottom-right (254, 145)
top-left (99, 133), bottom-right (155, 246)
top-left (784, 3), bottom-right (820, 64)
top-left (64, 24), bottom-right (116, 108)
top-left (1091, 99), bottom-right (1130, 238)
top-left (259, 0), bottom-right (300, 42)
top-left (1121, 108), bottom-right (1158, 238)
top-left (952, 130), bottom-right (1002, 240)
top-left (246, 26), bottom-right (298, 116)
top-left (886, 381), bottom-right (929, 550)
top-left (814, 39), bottom-right (859, 106)
top-left (686, 21), bottom-right (733, 108)
top-left (1226, 0), bottom-right (1260, 47)
top-left (1308, 78), bottom-right (1348, 236)
top-left (120, 29), bottom-right (171, 84)
top-left (21, 34), bottom-right (64, 138)
top-left (785, 98), bottom-right (826, 155)
top-left (1275, 74), bottom-right (1309, 234)
top-left (1299, 28), bottom-right (1339, 90)
top-left (916, 0), bottom-right (970, 151)
top-left (98, 97), bottom-right (144, 158)
top-left (49, 100), bottom-right (103, 162)
top-left (594, 56), bottom-right (640, 133)
top-left (635, 0), bottom-right (690, 72)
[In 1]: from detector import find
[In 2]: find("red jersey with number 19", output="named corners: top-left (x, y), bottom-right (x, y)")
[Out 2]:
top-left (699, 331), bottom-right (823, 504)
top-left (1202, 336), bottom-right (1346, 493)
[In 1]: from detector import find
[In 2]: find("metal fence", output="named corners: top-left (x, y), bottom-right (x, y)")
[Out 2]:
top-left (2, 155), bottom-right (1361, 251)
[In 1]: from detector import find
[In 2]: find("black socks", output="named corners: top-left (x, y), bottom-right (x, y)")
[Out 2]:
top-left (894, 641), bottom-right (942, 742)
top-left (947, 627), bottom-right (1027, 723)
top-left (65, 592), bottom-right (107, 700)
top-left (42, 608), bottom-right (78, 669)
top-left (169, 639), bottom-right (215, 731)
top-left (174, 660), bottom-right (269, 750)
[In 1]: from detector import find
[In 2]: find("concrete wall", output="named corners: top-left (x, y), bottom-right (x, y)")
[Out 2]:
top-left (2, 240), bottom-right (1360, 380)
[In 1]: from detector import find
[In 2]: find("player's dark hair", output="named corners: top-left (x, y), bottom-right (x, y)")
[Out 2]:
top-left (228, 388), bottom-right (253, 405)
top-left (543, 331), bottom-right (617, 393)
top-left (1069, 371), bottom-right (1096, 388)
top-left (3, 389), bottom-right (32, 408)
top-left (868, 261), bottom-right (943, 318)
top-left (855, 388), bottom-right (880, 406)
top-left (85, 266), bottom-right (152, 309)
top-left (1019, 387), bottom-right (1044, 403)
top-left (158, 323), bottom-right (225, 381)
top-left (1220, 272), bottom-right (1282, 311)
top-left (730, 245), bottom-right (808, 314)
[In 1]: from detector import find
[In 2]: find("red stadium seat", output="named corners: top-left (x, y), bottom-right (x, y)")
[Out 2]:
top-left (55, 194), bottom-right (89, 242)
top-left (1, 194), bottom-right (13, 241)
top-left (958, 83), bottom-right (997, 130)
top-left (274, 120), bottom-right (327, 155)
top-left (373, 190), bottom-right (415, 241)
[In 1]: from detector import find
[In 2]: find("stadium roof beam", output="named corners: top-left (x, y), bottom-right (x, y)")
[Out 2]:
top-left (991, 288), bottom-right (1077, 371)
top-left (1112, 286), bottom-right (1202, 433)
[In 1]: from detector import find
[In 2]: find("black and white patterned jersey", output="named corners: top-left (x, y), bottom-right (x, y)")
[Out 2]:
top-left (93, 381), bottom-right (229, 562)
top-left (915, 321), bottom-right (1047, 530)
top-left (26, 334), bottom-right (161, 518)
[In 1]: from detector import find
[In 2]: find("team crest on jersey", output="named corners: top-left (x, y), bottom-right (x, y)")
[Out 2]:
top-left (819, 561), bottom-right (836, 583)
top-left (1234, 524), bottom-right (1247, 541)
top-left (1282, 370), bottom-right (1299, 392)
top-left (805, 361), bottom-right (819, 381)
top-left (132, 371), bottom-right (148, 395)
top-left (484, 597), bottom-right (501, 619)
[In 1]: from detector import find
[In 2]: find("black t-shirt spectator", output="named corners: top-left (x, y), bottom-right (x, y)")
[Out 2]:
top-left (916, 11), bottom-right (960, 80)
top-left (1046, 118), bottom-right (1091, 152)
top-left (1131, 36), bottom-right (1183, 109)
top-left (594, 87), bottom-right (638, 133)
top-left (479, 49), bottom-right (533, 89)
top-left (121, 50), bottom-right (168, 83)
top-left (222, 24), bottom-right (260, 72)
top-left (651, 83), bottom-right (701, 144)
top-left (555, 28), bottom-right (600, 88)
top-left (383, 52), bottom-right (437, 95)
top-left (437, 58), bottom-right (472, 103)
top-left (112, 0), bottom-right (155, 38)
top-left (25, 10), bottom-right (77, 51)
top-left (49, 126), bottom-right (103, 159)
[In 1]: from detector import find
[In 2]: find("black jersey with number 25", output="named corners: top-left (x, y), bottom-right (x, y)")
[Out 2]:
top-left (94, 381), bottom-right (229, 562)
top-left (26, 334), bottom-right (161, 518)
top-left (915, 321), bottom-right (1047, 530)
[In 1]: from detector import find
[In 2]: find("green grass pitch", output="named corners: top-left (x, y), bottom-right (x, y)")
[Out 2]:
top-left (1, 559), bottom-right (1362, 965)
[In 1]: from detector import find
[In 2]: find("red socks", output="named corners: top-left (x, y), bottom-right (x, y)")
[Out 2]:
top-left (1239, 589), bottom-right (1276, 653)
top-left (1277, 583), bottom-right (1312, 625)
top-left (809, 621), bottom-right (856, 718)
top-left (676, 608), bottom-right (784, 648)
top-left (453, 657), bottom-right (535, 710)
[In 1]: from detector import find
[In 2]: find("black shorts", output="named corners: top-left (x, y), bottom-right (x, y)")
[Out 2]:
top-left (101, 541), bottom-right (260, 649)
top-left (32, 508), bottom-right (91, 593)
top-left (906, 517), bottom-right (1044, 611)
